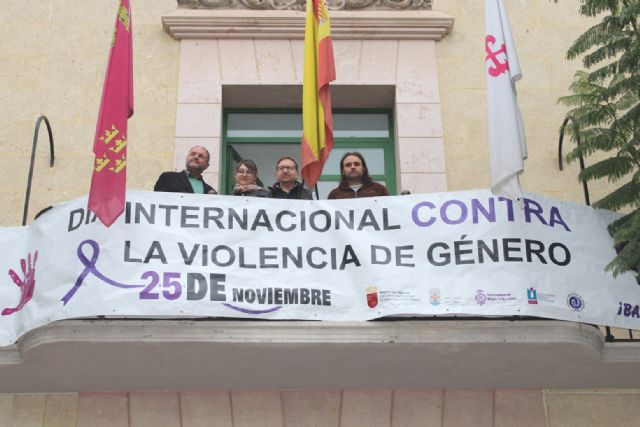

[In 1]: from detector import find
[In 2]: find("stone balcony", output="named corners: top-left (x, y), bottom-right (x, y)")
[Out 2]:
top-left (1, 319), bottom-right (639, 392)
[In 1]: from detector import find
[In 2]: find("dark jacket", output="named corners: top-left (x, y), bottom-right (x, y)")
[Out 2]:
top-left (154, 170), bottom-right (216, 194)
top-left (327, 180), bottom-right (389, 199)
top-left (269, 182), bottom-right (313, 200)
top-left (233, 187), bottom-right (271, 197)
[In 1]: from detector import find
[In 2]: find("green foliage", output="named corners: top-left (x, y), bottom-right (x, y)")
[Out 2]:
top-left (558, 0), bottom-right (640, 281)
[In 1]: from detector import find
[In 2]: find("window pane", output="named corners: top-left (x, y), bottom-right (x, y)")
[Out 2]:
top-left (224, 110), bottom-right (395, 195)
top-left (334, 114), bottom-right (389, 137)
top-left (323, 148), bottom-right (385, 175)
top-left (227, 113), bottom-right (389, 138)
top-left (228, 114), bottom-right (301, 138)
top-left (315, 181), bottom-right (338, 200)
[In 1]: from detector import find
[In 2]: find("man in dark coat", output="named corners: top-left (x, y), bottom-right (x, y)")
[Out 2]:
top-left (269, 157), bottom-right (313, 200)
top-left (154, 146), bottom-right (217, 194)
top-left (327, 151), bottom-right (389, 199)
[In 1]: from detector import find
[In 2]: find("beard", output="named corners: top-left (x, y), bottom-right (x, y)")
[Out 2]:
top-left (186, 160), bottom-right (205, 174)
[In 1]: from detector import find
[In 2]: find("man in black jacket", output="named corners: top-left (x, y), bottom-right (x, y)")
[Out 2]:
top-left (154, 146), bottom-right (217, 194)
top-left (269, 157), bottom-right (312, 200)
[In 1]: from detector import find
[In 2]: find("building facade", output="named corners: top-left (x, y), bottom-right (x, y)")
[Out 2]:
top-left (0, 1), bottom-right (639, 426)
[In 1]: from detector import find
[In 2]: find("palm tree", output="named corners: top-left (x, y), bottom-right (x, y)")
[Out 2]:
top-left (558, 0), bottom-right (639, 281)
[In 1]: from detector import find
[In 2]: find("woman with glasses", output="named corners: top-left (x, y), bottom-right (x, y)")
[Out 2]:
top-left (232, 159), bottom-right (271, 197)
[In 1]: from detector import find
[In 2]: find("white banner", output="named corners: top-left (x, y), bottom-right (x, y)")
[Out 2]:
top-left (0, 190), bottom-right (638, 346)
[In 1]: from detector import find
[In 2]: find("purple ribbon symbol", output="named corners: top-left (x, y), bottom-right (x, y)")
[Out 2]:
top-left (61, 239), bottom-right (144, 305)
top-left (61, 240), bottom-right (283, 315)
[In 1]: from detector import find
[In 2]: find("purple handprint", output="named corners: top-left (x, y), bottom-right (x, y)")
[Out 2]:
top-left (2, 251), bottom-right (38, 316)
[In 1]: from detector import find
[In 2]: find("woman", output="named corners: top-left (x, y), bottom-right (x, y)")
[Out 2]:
top-left (232, 159), bottom-right (270, 197)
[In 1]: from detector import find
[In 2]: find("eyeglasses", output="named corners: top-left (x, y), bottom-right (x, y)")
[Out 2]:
top-left (277, 165), bottom-right (296, 171)
top-left (344, 161), bottom-right (362, 168)
top-left (236, 169), bottom-right (254, 175)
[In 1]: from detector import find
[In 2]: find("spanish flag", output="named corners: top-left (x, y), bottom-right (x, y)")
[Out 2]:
top-left (88, 0), bottom-right (134, 227)
top-left (301, 0), bottom-right (336, 188)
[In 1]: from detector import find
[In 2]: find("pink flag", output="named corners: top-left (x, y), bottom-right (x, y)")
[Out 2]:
top-left (485, 0), bottom-right (526, 201)
top-left (88, 0), bottom-right (134, 227)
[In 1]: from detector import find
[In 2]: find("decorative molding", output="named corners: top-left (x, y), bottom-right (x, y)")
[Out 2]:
top-left (177, 0), bottom-right (432, 11)
top-left (162, 9), bottom-right (454, 40)
top-left (602, 343), bottom-right (640, 363)
top-left (4, 320), bottom-right (639, 393)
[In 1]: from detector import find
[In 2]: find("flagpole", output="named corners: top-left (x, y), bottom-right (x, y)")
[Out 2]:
top-left (312, 2), bottom-right (323, 187)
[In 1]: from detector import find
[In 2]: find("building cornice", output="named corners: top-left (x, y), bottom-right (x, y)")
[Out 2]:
top-left (162, 9), bottom-right (454, 40)
top-left (1, 320), bottom-right (639, 392)
top-left (177, 0), bottom-right (433, 12)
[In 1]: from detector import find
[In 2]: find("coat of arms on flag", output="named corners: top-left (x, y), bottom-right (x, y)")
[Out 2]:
top-left (88, 0), bottom-right (134, 227)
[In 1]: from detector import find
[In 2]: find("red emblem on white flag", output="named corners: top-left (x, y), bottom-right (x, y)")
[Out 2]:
top-left (485, 0), bottom-right (527, 202)
top-left (485, 35), bottom-right (509, 77)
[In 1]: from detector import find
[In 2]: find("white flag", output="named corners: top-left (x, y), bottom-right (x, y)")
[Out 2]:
top-left (485, 0), bottom-right (527, 201)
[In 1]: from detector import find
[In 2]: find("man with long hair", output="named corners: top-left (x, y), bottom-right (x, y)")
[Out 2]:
top-left (327, 152), bottom-right (389, 199)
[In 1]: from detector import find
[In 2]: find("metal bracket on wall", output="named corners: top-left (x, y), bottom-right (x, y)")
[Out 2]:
top-left (22, 115), bottom-right (55, 226)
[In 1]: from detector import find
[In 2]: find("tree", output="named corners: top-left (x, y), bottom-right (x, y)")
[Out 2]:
top-left (558, 0), bottom-right (640, 282)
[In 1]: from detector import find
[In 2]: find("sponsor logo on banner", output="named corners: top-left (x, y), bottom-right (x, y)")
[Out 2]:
top-left (567, 293), bottom-right (585, 311)
top-left (539, 292), bottom-right (555, 303)
top-left (366, 286), bottom-right (378, 308)
top-left (527, 286), bottom-right (556, 304)
top-left (444, 296), bottom-right (463, 306)
top-left (476, 289), bottom-right (516, 306)
top-left (429, 287), bottom-right (441, 306)
top-left (475, 289), bottom-right (487, 305)
top-left (489, 292), bottom-right (516, 303)
top-left (379, 289), bottom-right (421, 305)
top-left (616, 302), bottom-right (640, 319)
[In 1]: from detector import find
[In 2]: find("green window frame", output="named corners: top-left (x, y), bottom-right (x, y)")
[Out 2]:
top-left (221, 109), bottom-right (396, 197)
